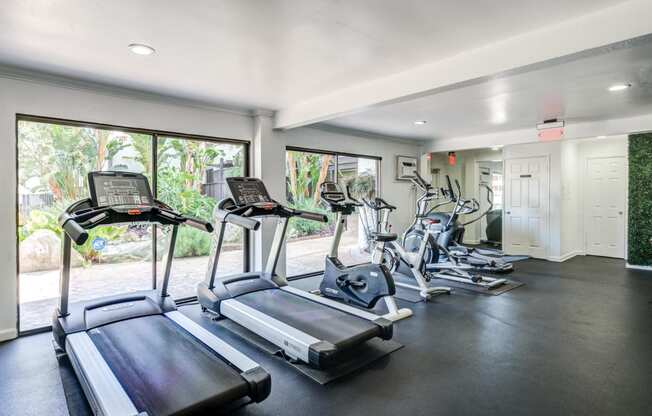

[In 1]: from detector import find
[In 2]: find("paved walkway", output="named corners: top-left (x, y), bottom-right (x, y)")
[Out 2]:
top-left (19, 232), bottom-right (369, 330)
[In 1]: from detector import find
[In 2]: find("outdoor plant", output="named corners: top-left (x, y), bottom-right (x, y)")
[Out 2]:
top-left (346, 172), bottom-right (377, 200)
top-left (286, 197), bottom-right (333, 239)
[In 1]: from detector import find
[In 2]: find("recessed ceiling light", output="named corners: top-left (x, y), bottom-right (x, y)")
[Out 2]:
top-left (128, 43), bottom-right (155, 55)
top-left (414, 120), bottom-right (427, 125)
top-left (608, 83), bottom-right (631, 92)
top-left (491, 111), bottom-right (507, 125)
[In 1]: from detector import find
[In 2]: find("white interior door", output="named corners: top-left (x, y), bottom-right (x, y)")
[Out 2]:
top-left (504, 157), bottom-right (549, 258)
top-left (585, 157), bottom-right (626, 258)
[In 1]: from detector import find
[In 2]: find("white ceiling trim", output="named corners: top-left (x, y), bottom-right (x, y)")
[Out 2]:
top-left (0, 63), bottom-right (263, 118)
top-left (275, 0), bottom-right (652, 130)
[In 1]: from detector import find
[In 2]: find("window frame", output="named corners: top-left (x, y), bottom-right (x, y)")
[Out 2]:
top-left (284, 146), bottom-right (382, 279)
top-left (15, 114), bottom-right (250, 335)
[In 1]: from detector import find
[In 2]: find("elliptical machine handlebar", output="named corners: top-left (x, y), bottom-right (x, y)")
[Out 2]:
top-left (445, 176), bottom-right (457, 202)
top-left (459, 184), bottom-right (494, 227)
top-left (362, 197), bottom-right (396, 212)
top-left (344, 185), bottom-right (364, 207)
top-left (412, 171), bottom-right (430, 190)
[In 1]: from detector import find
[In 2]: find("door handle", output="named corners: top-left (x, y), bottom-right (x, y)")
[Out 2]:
top-left (506, 211), bottom-right (511, 215)
top-left (618, 211), bottom-right (623, 215)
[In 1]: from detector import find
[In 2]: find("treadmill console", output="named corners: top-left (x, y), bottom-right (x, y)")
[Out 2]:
top-left (226, 177), bottom-right (273, 206)
top-left (88, 171), bottom-right (153, 207)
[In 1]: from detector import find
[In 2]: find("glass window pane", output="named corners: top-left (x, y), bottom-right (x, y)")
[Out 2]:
top-left (337, 156), bottom-right (379, 266)
top-left (17, 120), bottom-right (153, 331)
top-left (285, 150), bottom-right (336, 276)
top-left (156, 137), bottom-right (245, 299)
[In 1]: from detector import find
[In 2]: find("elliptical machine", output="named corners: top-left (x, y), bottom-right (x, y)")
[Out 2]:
top-left (319, 182), bottom-right (412, 321)
top-left (433, 176), bottom-right (514, 272)
top-left (360, 193), bottom-right (451, 301)
top-left (401, 173), bottom-right (508, 289)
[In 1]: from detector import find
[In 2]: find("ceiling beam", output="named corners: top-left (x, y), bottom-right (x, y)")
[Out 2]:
top-left (274, 0), bottom-right (652, 130)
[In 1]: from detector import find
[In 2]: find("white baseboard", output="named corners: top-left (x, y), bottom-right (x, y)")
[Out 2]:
top-left (0, 328), bottom-right (17, 342)
top-left (548, 251), bottom-right (585, 263)
top-left (626, 263), bottom-right (652, 271)
top-left (464, 239), bottom-right (481, 245)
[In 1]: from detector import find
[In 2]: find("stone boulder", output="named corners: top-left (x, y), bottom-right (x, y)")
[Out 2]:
top-left (19, 229), bottom-right (83, 273)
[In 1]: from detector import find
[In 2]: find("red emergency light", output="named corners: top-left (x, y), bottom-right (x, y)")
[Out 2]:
top-left (538, 127), bottom-right (564, 142)
top-left (448, 152), bottom-right (456, 166)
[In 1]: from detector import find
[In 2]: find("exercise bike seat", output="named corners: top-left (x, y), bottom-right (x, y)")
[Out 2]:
top-left (371, 232), bottom-right (398, 242)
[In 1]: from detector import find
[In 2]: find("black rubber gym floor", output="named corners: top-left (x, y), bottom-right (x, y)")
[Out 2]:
top-left (1, 256), bottom-right (651, 416)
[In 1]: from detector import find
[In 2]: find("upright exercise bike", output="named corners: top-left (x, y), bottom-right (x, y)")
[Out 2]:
top-left (319, 182), bottom-right (412, 321)
top-left (360, 193), bottom-right (452, 301)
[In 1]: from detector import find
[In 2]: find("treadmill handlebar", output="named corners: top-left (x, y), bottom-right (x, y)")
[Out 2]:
top-left (60, 213), bottom-right (89, 245)
top-left (60, 203), bottom-right (214, 245)
top-left (215, 198), bottom-right (327, 228)
top-left (184, 216), bottom-right (215, 233)
top-left (220, 210), bottom-right (262, 230)
top-left (291, 208), bottom-right (328, 223)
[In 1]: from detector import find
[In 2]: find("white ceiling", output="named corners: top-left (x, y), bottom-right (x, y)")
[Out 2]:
top-left (0, 0), bottom-right (628, 111)
top-left (325, 39), bottom-right (652, 140)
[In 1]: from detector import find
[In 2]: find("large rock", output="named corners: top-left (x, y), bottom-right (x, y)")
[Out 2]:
top-left (19, 229), bottom-right (82, 273)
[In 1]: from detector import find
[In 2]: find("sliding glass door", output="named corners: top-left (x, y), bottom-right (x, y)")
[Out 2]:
top-left (155, 137), bottom-right (246, 299)
top-left (285, 148), bottom-right (380, 277)
top-left (336, 155), bottom-right (379, 267)
top-left (16, 117), bottom-right (247, 332)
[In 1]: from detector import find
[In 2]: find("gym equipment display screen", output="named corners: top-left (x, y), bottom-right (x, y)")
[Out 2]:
top-left (227, 178), bottom-right (272, 205)
top-left (323, 182), bottom-right (340, 193)
top-left (89, 172), bottom-right (153, 207)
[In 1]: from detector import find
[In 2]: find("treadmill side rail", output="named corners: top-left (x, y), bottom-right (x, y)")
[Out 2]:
top-left (280, 286), bottom-right (380, 321)
top-left (280, 286), bottom-right (393, 337)
top-left (221, 299), bottom-right (332, 365)
top-left (165, 311), bottom-right (260, 372)
top-left (165, 311), bottom-right (271, 403)
top-left (66, 333), bottom-right (143, 416)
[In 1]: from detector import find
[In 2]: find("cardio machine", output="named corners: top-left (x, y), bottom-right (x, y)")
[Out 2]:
top-left (318, 182), bottom-right (412, 321)
top-left (429, 176), bottom-right (514, 273)
top-left (360, 194), bottom-right (451, 301)
top-left (402, 173), bottom-right (508, 289)
top-left (53, 171), bottom-right (270, 416)
top-left (198, 177), bottom-right (394, 369)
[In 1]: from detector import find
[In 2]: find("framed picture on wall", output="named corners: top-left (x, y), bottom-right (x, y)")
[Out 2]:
top-left (396, 155), bottom-right (418, 181)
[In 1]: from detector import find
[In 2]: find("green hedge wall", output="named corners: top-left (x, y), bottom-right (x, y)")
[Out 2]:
top-left (628, 134), bottom-right (652, 266)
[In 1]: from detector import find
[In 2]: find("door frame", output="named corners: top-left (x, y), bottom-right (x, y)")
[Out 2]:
top-left (503, 155), bottom-right (550, 259)
top-left (582, 155), bottom-right (628, 258)
top-left (473, 159), bottom-right (504, 244)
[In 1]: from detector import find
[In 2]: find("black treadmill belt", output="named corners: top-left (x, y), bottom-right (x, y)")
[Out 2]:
top-left (236, 289), bottom-right (381, 350)
top-left (88, 315), bottom-right (249, 416)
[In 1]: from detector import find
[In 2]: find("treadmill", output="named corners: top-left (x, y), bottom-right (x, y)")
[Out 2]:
top-left (198, 177), bottom-right (393, 369)
top-left (53, 171), bottom-right (270, 416)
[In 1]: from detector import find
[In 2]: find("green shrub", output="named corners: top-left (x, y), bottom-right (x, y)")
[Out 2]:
top-left (157, 167), bottom-right (216, 220)
top-left (287, 197), bottom-right (334, 239)
top-left (19, 209), bottom-right (61, 242)
top-left (77, 226), bottom-right (127, 263)
top-left (172, 226), bottom-right (213, 258)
